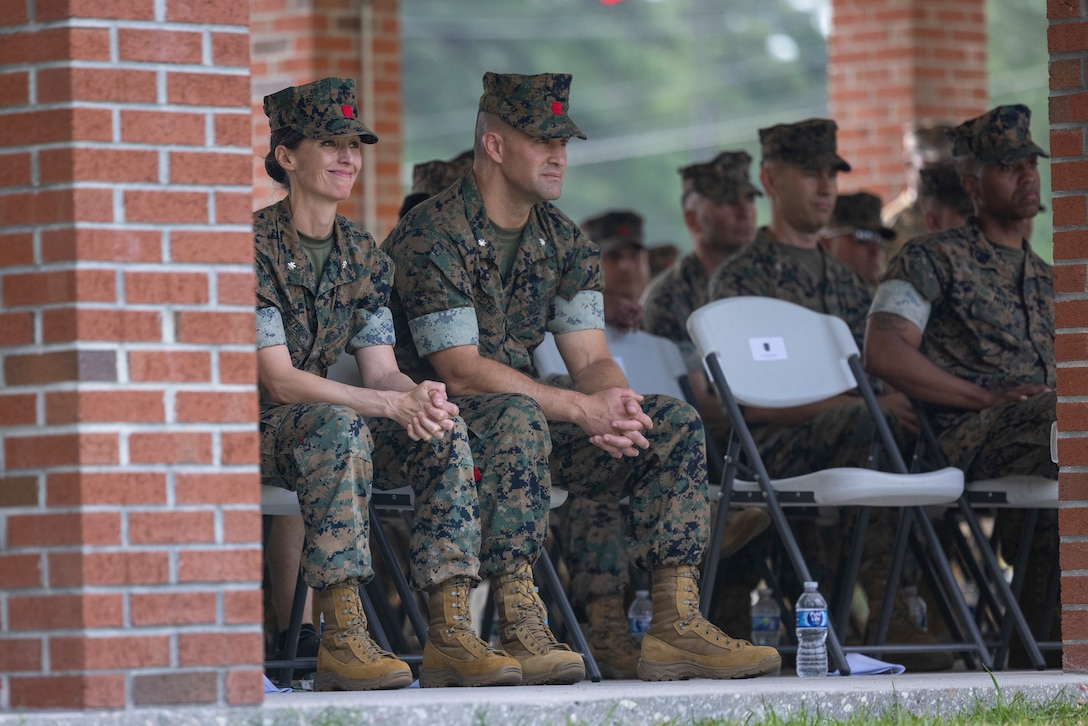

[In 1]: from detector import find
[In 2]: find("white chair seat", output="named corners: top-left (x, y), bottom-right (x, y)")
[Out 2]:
top-left (550, 487), bottom-right (568, 509)
top-left (965, 475), bottom-right (1058, 508)
top-left (261, 484), bottom-right (302, 516)
top-left (726, 466), bottom-right (964, 508)
top-left (261, 483), bottom-right (419, 515)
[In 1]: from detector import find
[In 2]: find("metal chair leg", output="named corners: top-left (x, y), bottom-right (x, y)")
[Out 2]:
top-left (534, 550), bottom-right (602, 683)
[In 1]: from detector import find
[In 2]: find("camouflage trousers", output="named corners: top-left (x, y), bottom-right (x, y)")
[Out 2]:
top-left (561, 496), bottom-right (629, 602)
top-left (261, 402), bottom-right (481, 592)
top-left (750, 398), bottom-right (906, 478)
top-left (560, 412), bottom-right (736, 602)
top-left (937, 391), bottom-right (1058, 651)
top-left (454, 392), bottom-right (710, 581)
top-left (936, 391), bottom-right (1056, 481)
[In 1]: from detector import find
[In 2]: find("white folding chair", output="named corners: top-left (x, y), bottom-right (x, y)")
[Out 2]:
top-left (687, 296), bottom-right (987, 675)
top-left (534, 327), bottom-right (687, 400)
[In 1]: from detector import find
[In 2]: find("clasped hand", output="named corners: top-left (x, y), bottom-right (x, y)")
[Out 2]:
top-left (398, 381), bottom-right (459, 441)
top-left (584, 388), bottom-right (654, 458)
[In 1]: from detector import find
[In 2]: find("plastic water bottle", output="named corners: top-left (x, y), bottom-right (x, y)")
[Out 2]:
top-left (750, 588), bottom-right (781, 647)
top-left (904, 585), bottom-right (927, 631)
top-left (627, 590), bottom-right (653, 643)
top-left (795, 581), bottom-right (828, 677)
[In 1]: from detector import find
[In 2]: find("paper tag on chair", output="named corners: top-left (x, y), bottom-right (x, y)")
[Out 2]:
top-left (748, 337), bottom-right (787, 361)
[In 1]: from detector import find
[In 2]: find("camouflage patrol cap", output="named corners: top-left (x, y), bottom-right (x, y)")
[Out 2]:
top-left (949, 104), bottom-right (1048, 165)
top-left (410, 150), bottom-right (474, 196)
top-left (264, 77), bottom-right (378, 143)
top-left (829, 192), bottom-right (895, 241)
top-left (919, 164), bottom-right (973, 216)
top-left (411, 160), bottom-right (448, 196)
top-left (479, 72), bottom-right (586, 140)
top-left (679, 151), bottom-right (763, 204)
top-left (582, 210), bottom-right (644, 253)
top-left (759, 118), bottom-right (851, 172)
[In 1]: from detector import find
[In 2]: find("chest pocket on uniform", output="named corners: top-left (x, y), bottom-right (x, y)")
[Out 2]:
top-left (968, 285), bottom-right (1025, 353)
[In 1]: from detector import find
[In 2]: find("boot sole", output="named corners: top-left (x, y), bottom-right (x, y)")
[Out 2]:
top-left (419, 665), bottom-right (522, 688)
top-left (520, 659), bottom-right (586, 686)
top-left (637, 653), bottom-right (781, 681)
top-left (313, 669), bottom-right (413, 691)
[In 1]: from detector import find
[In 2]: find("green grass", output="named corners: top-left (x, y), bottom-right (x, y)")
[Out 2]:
top-left (279, 693), bottom-right (1087, 726)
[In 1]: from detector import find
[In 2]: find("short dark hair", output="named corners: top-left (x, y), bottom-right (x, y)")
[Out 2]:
top-left (398, 192), bottom-right (431, 219)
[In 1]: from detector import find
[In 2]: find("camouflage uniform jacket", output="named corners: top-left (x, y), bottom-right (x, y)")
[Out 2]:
top-left (385, 172), bottom-right (603, 381)
top-left (880, 219), bottom-right (1054, 427)
top-left (707, 226), bottom-right (874, 349)
top-left (641, 251), bottom-right (709, 370)
top-left (254, 198), bottom-right (396, 421)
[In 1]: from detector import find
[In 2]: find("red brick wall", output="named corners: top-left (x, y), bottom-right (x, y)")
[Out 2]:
top-left (828, 0), bottom-right (988, 200)
top-left (250, 0), bottom-right (403, 242)
top-left (0, 1), bottom-right (263, 709)
top-left (1050, 0), bottom-right (1088, 673)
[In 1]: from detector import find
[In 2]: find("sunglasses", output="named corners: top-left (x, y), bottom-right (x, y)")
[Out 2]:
top-left (824, 227), bottom-right (884, 246)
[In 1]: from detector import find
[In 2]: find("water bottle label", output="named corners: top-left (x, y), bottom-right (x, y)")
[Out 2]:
top-left (796, 608), bottom-right (828, 628)
top-left (751, 615), bottom-right (779, 631)
top-left (629, 615), bottom-right (651, 634)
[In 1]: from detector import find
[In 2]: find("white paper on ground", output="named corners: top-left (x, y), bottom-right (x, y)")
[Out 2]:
top-left (263, 674), bottom-right (292, 694)
top-left (830, 652), bottom-right (906, 676)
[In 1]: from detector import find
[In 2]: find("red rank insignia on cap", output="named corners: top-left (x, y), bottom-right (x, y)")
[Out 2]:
top-left (342, 104), bottom-right (354, 119)
top-left (551, 101), bottom-right (562, 115)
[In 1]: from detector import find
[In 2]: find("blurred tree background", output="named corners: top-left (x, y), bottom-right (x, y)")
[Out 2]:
top-left (401, 0), bottom-right (1051, 260)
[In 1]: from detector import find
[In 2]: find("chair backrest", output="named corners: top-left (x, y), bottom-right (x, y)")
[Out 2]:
top-left (686, 296), bottom-right (859, 408)
top-left (534, 327), bottom-right (687, 400)
top-left (326, 351), bottom-right (362, 386)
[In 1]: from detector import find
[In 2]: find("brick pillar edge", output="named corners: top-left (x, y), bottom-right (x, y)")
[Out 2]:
top-left (0, 0), bottom-right (264, 709)
top-left (1050, 0), bottom-right (1088, 673)
top-left (828, 0), bottom-right (987, 202)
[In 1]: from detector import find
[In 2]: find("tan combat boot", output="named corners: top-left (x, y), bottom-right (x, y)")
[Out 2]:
top-left (586, 593), bottom-right (640, 679)
top-left (420, 576), bottom-right (522, 687)
top-left (313, 580), bottom-right (413, 691)
top-left (639, 566), bottom-right (781, 681)
top-left (493, 561), bottom-right (586, 685)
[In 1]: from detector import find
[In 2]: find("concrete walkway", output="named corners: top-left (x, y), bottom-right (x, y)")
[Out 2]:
top-left (2, 670), bottom-right (1084, 725)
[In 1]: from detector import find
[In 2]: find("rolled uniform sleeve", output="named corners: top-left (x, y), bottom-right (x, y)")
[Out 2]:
top-left (869, 280), bottom-right (932, 332)
top-left (549, 289), bottom-right (604, 334)
top-left (410, 306), bottom-right (480, 357)
top-left (256, 307), bottom-right (287, 349)
top-left (350, 305), bottom-right (396, 350)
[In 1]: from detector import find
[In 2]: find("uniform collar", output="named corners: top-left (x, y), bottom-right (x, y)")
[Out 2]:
top-left (460, 173), bottom-right (553, 265)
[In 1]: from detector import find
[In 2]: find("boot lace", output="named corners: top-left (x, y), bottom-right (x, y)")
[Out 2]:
top-left (337, 591), bottom-right (393, 659)
top-left (444, 582), bottom-right (504, 655)
top-left (505, 574), bottom-right (562, 648)
top-left (674, 568), bottom-right (740, 647)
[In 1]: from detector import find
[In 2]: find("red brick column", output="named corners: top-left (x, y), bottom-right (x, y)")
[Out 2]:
top-left (828, 0), bottom-right (987, 200)
top-left (250, 0), bottom-right (403, 240)
top-left (1050, 0), bottom-right (1088, 673)
top-left (0, 1), bottom-right (263, 709)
